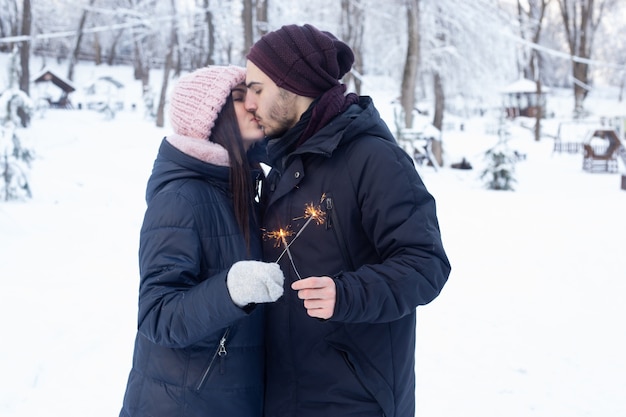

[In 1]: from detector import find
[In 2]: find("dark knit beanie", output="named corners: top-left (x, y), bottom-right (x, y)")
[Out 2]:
top-left (246, 24), bottom-right (354, 98)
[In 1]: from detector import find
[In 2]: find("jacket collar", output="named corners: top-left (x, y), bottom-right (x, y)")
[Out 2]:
top-left (166, 134), bottom-right (230, 166)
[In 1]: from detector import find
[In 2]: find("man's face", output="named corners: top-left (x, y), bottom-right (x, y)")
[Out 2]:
top-left (245, 61), bottom-right (300, 138)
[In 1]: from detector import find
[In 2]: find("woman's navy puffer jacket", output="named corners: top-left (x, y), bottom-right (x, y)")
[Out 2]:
top-left (119, 136), bottom-right (265, 417)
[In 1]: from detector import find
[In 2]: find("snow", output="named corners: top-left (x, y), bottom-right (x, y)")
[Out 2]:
top-left (501, 77), bottom-right (552, 93)
top-left (1, 61), bottom-right (625, 417)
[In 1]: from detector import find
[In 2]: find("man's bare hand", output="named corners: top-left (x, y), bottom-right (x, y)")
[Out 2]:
top-left (291, 276), bottom-right (336, 319)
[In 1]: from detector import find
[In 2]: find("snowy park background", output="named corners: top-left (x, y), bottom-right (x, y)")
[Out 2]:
top-left (1, 55), bottom-right (625, 417)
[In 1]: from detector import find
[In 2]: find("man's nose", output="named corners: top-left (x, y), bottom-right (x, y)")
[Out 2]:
top-left (244, 93), bottom-right (256, 112)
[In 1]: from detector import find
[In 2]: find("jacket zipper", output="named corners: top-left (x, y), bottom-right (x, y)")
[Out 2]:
top-left (195, 328), bottom-right (229, 391)
top-left (324, 195), bottom-right (355, 272)
top-left (325, 196), bottom-right (333, 230)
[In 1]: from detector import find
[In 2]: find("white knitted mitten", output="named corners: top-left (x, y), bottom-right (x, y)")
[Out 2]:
top-left (227, 261), bottom-right (285, 307)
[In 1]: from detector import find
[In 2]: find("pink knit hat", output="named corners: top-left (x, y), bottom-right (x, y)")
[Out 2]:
top-left (169, 65), bottom-right (246, 140)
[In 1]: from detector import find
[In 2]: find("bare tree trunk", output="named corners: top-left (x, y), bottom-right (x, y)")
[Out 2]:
top-left (532, 66), bottom-right (542, 141)
top-left (517, 0), bottom-right (549, 79)
top-left (130, 19), bottom-right (150, 90)
top-left (558, 0), bottom-right (611, 116)
top-left (68, 0), bottom-right (96, 81)
top-left (106, 29), bottom-right (125, 65)
top-left (18, 0), bottom-right (31, 95)
top-left (133, 39), bottom-right (150, 88)
top-left (571, 61), bottom-right (589, 115)
top-left (431, 71), bottom-right (444, 166)
top-left (203, 0), bottom-right (215, 66)
top-left (256, 0), bottom-right (268, 37)
top-left (156, 0), bottom-right (178, 128)
top-left (517, 0), bottom-right (530, 79)
top-left (94, 33), bottom-right (102, 65)
top-left (517, 0), bottom-right (549, 141)
top-left (128, 0), bottom-right (151, 89)
top-left (341, 0), bottom-right (364, 95)
top-left (242, 0), bottom-right (254, 61)
top-left (531, 43), bottom-right (545, 141)
top-left (2, 0), bottom-right (19, 53)
top-left (400, 0), bottom-right (420, 129)
top-left (432, 72), bottom-right (444, 130)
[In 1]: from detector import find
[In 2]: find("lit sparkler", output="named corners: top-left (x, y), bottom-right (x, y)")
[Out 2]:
top-left (265, 195), bottom-right (328, 280)
top-left (276, 198), bottom-right (326, 263)
top-left (263, 227), bottom-right (301, 279)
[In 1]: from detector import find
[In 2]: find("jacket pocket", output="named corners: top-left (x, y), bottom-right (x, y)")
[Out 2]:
top-left (325, 325), bottom-right (395, 417)
top-left (324, 194), bottom-right (355, 271)
top-left (195, 328), bottom-right (230, 392)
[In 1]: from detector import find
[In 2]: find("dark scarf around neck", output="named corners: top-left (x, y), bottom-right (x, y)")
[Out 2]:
top-left (267, 84), bottom-right (359, 171)
top-left (300, 84), bottom-right (359, 146)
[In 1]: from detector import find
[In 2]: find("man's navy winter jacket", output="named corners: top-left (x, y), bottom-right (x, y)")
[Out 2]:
top-left (261, 97), bottom-right (451, 417)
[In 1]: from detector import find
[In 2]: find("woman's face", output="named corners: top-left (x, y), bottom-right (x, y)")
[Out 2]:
top-left (232, 83), bottom-right (264, 150)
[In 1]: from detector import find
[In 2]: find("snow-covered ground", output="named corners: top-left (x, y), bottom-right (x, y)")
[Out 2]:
top-left (1, 59), bottom-right (625, 416)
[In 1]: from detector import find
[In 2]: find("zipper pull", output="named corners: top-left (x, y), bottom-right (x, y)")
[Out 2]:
top-left (218, 334), bottom-right (227, 375)
top-left (218, 334), bottom-right (227, 356)
top-left (325, 197), bottom-right (333, 230)
top-left (196, 329), bottom-right (230, 391)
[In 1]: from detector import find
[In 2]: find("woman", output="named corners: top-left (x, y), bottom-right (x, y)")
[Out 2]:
top-left (119, 66), bottom-right (284, 417)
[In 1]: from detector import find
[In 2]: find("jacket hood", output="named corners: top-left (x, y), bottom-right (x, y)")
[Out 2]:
top-left (145, 136), bottom-right (231, 203)
top-left (300, 96), bottom-right (397, 156)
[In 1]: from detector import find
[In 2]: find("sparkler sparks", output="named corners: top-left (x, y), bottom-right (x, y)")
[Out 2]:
top-left (294, 202), bottom-right (326, 226)
top-left (264, 227), bottom-right (294, 248)
top-left (263, 227), bottom-right (301, 279)
top-left (266, 195), bottom-right (328, 279)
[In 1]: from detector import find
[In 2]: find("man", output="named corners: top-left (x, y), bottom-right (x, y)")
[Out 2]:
top-left (245, 24), bottom-right (451, 417)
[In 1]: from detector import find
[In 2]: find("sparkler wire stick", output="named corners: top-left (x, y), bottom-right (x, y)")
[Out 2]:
top-left (280, 235), bottom-right (302, 280)
top-left (275, 215), bottom-right (315, 263)
top-left (271, 198), bottom-right (326, 278)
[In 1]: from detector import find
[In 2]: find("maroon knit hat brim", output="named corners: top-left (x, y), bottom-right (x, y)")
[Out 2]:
top-left (247, 24), bottom-right (354, 98)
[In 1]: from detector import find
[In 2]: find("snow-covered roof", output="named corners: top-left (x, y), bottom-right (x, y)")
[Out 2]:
top-left (32, 68), bottom-right (76, 93)
top-left (90, 76), bottom-right (125, 89)
top-left (500, 78), bottom-right (550, 94)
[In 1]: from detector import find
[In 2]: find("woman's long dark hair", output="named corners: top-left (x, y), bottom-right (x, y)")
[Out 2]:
top-left (210, 94), bottom-right (257, 250)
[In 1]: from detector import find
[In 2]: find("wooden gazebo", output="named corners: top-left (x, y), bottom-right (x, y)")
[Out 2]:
top-left (33, 70), bottom-right (75, 109)
top-left (501, 78), bottom-right (550, 119)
